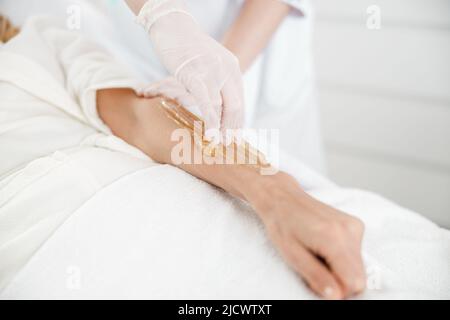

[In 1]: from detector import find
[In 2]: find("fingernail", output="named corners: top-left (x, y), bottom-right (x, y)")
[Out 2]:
top-left (354, 278), bottom-right (366, 292)
top-left (323, 286), bottom-right (335, 299)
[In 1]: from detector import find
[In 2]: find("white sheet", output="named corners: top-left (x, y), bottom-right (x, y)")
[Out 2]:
top-left (1, 163), bottom-right (449, 299)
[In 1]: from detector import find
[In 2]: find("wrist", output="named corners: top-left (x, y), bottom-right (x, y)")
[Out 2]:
top-left (243, 171), bottom-right (309, 219)
top-left (236, 169), bottom-right (283, 206)
top-left (184, 162), bottom-right (267, 201)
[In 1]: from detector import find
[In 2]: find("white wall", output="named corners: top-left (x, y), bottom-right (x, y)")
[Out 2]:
top-left (313, 0), bottom-right (450, 228)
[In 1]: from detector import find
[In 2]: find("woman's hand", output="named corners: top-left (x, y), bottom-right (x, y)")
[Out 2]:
top-left (245, 172), bottom-right (366, 299)
top-left (135, 0), bottom-right (245, 132)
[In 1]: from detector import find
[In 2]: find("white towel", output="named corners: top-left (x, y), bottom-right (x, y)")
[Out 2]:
top-left (1, 165), bottom-right (449, 299)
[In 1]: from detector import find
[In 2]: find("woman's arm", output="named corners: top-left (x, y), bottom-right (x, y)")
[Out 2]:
top-left (98, 87), bottom-right (257, 200)
top-left (97, 88), bottom-right (366, 299)
top-left (223, 0), bottom-right (291, 71)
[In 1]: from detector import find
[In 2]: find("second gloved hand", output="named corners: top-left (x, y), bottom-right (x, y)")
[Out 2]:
top-left (136, 0), bottom-right (245, 131)
top-left (136, 76), bottom-right (200, 116)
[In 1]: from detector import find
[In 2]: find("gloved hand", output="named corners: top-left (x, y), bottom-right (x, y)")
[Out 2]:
top-left (136, 0), bottom-right (245, 131)
top-left (136, 77), bottom-right (200, 116)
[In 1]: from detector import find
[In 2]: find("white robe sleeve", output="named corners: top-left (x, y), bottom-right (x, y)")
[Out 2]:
top-left (52, 30), bottom-right (144, 133)
top-left (3, 16), bottom-right (144, 134)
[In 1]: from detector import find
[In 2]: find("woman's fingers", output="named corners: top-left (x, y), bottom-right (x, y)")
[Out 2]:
top-left (266, 226), bottom-right (343, 300)
top-left (286, 242), bottom-right (343, 300)
top-left (325, 245), bottom-right (366, 297)
top-left (256, 175), bottom-right (367, 299)
top-left (313, 221), bottom-right (366, 297)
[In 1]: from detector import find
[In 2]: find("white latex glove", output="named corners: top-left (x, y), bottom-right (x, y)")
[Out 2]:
top-left (136, 77), bottom-right (201, 116)
top-left (136, 0), bottom-right (245, 131)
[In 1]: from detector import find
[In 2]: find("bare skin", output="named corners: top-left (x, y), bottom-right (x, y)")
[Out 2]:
top-left (97, 88), bottom-right (366, 299)
top-left (222, 0), bottom-right (291, 71)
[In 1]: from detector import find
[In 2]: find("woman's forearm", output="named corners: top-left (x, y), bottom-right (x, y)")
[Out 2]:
top-left (96, 88), bottom-right (277, 201)
top-left (223, 0), bottom-right (291, 71)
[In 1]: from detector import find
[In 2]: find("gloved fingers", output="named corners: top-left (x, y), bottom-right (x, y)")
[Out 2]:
top-left (206, 83), bottom-right (224, 124)
top-left (138, 77), bottom-right (187, 99)
top-left (136, 85), bottom-right (159, 97)
top-left (220, 75), bottom-right (245, 132)
top-left (175, 93), bottom-right (200, 115)
top-left (183, 76), bottom-right (222, 131)
top-left (161, 78), bottom-right (202, 113)
top-left (137, 77), bottom-right (177, 97)
top-left (136, 78), bottom-right (201, 115)
top-left (202, 107), bottom-right (221, 134)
